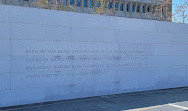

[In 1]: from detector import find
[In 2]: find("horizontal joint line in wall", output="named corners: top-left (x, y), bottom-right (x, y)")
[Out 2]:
top-left (10, 39), bottom-right (156, 44)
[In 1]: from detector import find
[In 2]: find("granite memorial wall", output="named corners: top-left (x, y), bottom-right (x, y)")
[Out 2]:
top-left (0, 4), bottom-right (188, 107)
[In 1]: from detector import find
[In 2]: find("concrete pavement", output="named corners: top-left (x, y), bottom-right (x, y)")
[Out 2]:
top-left (1, 87), bottom-right (188, 111)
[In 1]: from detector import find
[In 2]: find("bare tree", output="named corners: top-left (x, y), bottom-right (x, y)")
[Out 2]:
top-left (31, 0), bottom-right (73, 11)
top-left (149, 0), bottom-right (172, 21)
top-left (173, 0), bottom-right (188, 23)
top-left (150, 0), bottom-right (188, 23)
top-left (94, 0), bottom-right (114, 15)
top-left (8, 0), bottom-right (187, 23)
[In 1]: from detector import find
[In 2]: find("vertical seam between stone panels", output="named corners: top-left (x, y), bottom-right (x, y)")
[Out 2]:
top-left (186, 42), bottom-right (188, 78)
top-left (171, 31), bottom-right (174, 45)
top-left (115, 28), bottom-right (119, 92)
top-left (154, 21), bottom-right (156, 81)
top-left (9, 5), bottom-right (12, 106)
top-left (186, 65), bottom-right (188, 79)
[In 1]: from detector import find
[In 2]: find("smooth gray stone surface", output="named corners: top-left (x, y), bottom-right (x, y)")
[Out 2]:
top-left (0, 4), bottom-right (188, 107)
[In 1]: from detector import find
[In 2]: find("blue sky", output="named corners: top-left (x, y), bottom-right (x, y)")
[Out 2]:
top-left (172, 0), bottom-right (188, 23)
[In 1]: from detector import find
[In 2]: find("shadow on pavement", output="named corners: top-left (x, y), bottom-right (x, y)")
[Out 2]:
top-left (1, 87), bottom-right (188, 111)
